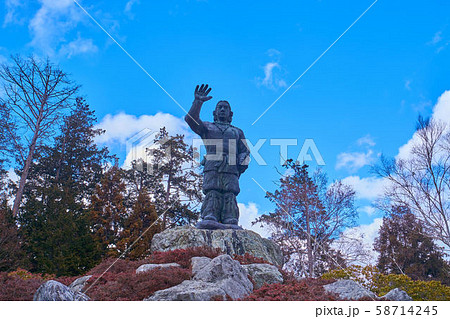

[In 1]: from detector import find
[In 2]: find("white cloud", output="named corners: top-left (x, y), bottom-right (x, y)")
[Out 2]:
top-left (341, 176), bottom-right (387, 201)
top-left (3, 0), bottom-right (25, 26)
top-left (428, 31), bottom-right (449, 53)
top-left (59, 34), bottom-right (98, 58)
top-left (7, 167), bottom-right (19, 183)
top-left (357, 135), bottom-right (375, 147)
top-left (404, 79), bottom-right (412, 91)
top-left (360, 205), bottom-right (377, 217)
top-left (238, 202), bottom-right (272, 238)
top-left (124, 0), bottom-right (140, 17)
top-left (336, 150), bottom-right (375, 172)
top-left (257, 49), bottom-right (287, 89)
top-left (397, 90), bottom-right (450, 161)
top-left (95, 111), bottom-right (193, 168)
top-left (96, 112), bottom-right (190, 145)
top-left (334, 218), bottom-right (383, 265)
top-left (28, 0), bottom-right (97, 58)
top-left (429, 31), bottom-right (443, 45)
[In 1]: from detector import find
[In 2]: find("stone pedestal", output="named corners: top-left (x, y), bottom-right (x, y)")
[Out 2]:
top-left (150, 226), bottom-right (283, 267)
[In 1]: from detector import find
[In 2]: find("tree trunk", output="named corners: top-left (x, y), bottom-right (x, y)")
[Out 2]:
top-left (305, 208), bottom-right (314, 277)
top-left (12, 126), bottom-right (40, 217)
top-left (162, 170), bottom-right (172, 229)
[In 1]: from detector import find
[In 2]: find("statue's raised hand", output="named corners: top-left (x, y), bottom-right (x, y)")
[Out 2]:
top-left (195, 84), bottom-right (212, 102)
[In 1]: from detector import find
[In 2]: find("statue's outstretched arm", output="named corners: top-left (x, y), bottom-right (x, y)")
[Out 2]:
top-left (185, 84), bottom-right (212, 136)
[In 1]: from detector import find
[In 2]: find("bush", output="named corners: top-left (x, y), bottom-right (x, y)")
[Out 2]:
top-left (82, 247), bottom-right (222, 300)
top-left (233, 253), bottom-right (271, 265)
top-left (375, 274), bottom-right (450, 301)
top-left (0, 270), bottom-right (44, 301)
top-left (146, 247), bottom-right (222, 268)
top-left (242, 278), bottom-right (337, 301)
top-left (85, 267), bottom-right (191, 301)
top-left (322, 265), bottom-right (450, 301)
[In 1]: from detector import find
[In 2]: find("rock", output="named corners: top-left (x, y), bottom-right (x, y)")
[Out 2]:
top-left (145, 280), bottom-right (227, 301)
top-left (191, 256), bottom-right (212, 276)
top-left (146, 254), bottom-right (253, 301)
top-left (243, 263), bottom-right (283, 289)
top-left (193, 255), bottom-right (253, 299)
top-left (382, 288), bottom-right (413, 301)
top-left (150, 226), bottom-right (283, 267)
top-left (196, 219), bottom-right (243, 230)
top-left (69, 275), bottom-right (92, 293)
top-left (323, 280), bottom-right (378, 300)
top-left (136, 263), bottom-right (181, 274)
top-left (34, 280), bottom-right (90, 301)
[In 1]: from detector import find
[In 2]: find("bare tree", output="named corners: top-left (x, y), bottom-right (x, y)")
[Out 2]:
top-left (256, 160), bottom-right (357, 277)
top-left (374, 117), bottom-right (450, 248)
top-left (0, 55), bottom-right (79, 216)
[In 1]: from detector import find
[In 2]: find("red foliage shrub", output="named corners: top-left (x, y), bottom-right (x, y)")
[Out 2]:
top-left (0, 271), bottom-right (44, 301)
top-left (87, 258), bottom-right (147, 276)
top-left (241, 278), bottom-right (337, 301)
top-left (85, 267), bottom-right (191, 301)
top-left (145, 247), bottom-right (222, 268)
top-left (233, 253), bottom-right (271, 265)
top-left (78, 247), bottom-right (222, 300)
top-left (210, 294), bottom-right (233, 301)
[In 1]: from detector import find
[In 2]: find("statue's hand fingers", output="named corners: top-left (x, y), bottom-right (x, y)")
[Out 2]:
top-left (205, 96), bottom-right (213, 101)
top-left (205, 87), bottom-right (212, 95)
top-left (195, 85), bottom-right (199, 94)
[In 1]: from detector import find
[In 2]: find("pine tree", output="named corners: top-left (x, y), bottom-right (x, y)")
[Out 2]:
top-left (0, 103), bottom-right (17, 194)
top-left (17, 98), bottom-right (109, 275)
top-left (374, 205), bottom-right (450, 283)
top-left (90, 166), bottom-right (128, 258)
top-left (117, 188), bottom-right (161, 259)
top-left (0, 199), bottom-right (26, 272)
top-left (148, 128), bottom-right (202, 229)
top-left (19, 185), bottom-right (100, 276)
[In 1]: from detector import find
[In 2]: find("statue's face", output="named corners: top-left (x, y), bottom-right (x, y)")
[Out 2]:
top-left (215, 102), bottom-right (231, 122)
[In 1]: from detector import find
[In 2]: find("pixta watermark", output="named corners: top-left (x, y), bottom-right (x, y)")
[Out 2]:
top-left (126, 129), bottom-right (325, 173)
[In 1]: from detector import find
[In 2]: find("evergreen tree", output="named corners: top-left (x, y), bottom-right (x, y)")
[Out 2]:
top-left (18, 98), bottom-right (109, 275)
top-left (0, 199), bottom-right (26, 272)
top-left (0, 103), bottom-right (17, 194)
top-left (19, 185), bottom-right (100, 276)
top-left (90, 166), bottom-right (128, 258)
top-left (117, 188), bottom-right (161, 259)
top-left (374, 205), bottom-right (450, 283)
top-left (148, 128), bottom-right (203, 229)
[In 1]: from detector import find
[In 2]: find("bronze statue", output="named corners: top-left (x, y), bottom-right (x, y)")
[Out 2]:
top-left (185, 84), bottom-right (250, 230)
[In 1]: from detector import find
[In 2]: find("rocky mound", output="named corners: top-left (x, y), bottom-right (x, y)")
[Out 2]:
top-left (150, 226), bottom-right (283, 267)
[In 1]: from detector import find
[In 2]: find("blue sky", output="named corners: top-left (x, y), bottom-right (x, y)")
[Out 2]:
top-left (1, 0), bottom-right (450, 247)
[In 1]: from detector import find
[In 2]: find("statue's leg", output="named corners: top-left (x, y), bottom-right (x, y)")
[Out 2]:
top-left (200, 189), bottom-right (223, 222)
top-left (221, 173), bottom-right (240, 225)
top-left (200, 171), bottom-right (223, 222)
top-left (222, 192), bottom-right (239, 225)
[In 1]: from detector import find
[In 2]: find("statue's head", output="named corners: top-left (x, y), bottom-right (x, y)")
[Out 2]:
top-left (213, 100), bottom-right (233, 124)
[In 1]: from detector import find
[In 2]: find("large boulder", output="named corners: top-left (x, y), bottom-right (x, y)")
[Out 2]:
top-left (382, 288), bottom-right (413, 301)
top-left (150, 226), bottom-right (283, 267)
top-left (145, 254), bottom-right (253, 301)
top-left (34, 280), bottom-right (90, 301)
top-left (136, 263), bottom-right (181, 274)
top-left (191, 256), bottom-right (212, 276)
top-left (193, 255), bottom-right (253, 299)
top-left (323, 280), bottom-right (378, 300)
top-left (145, 280), bottom-right (226, 301)
top-left (243, 263), bottom-right (283, 289)
top-left (69, 275), bottom-right (92, 293)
